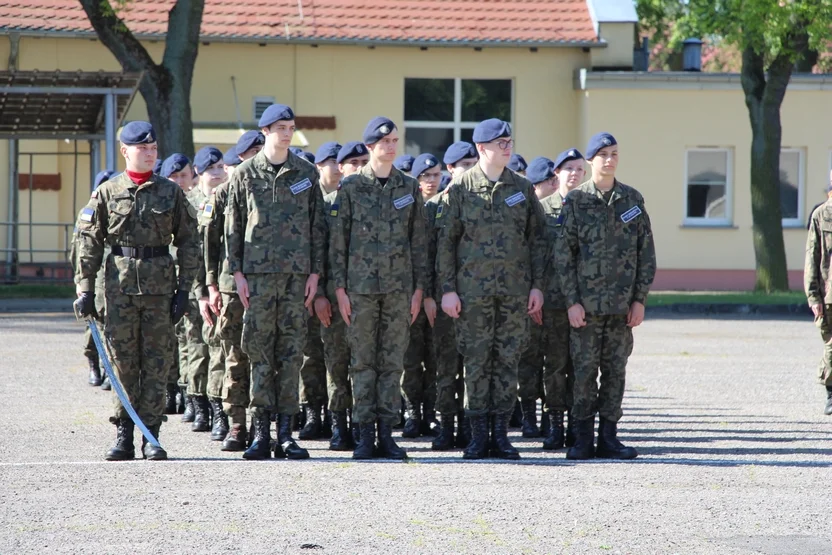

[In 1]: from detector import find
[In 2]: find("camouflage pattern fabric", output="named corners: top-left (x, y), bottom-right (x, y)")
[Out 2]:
top-left (219, 292), bottom-right (250, 426)
top-left (322, 304), bottom-right (352, 412)
top-left (517, 322), bottom-right (544, 401)
top-left (539, 192), bottom-right (568, 310)
top-left (183, 298), bottom-right (208, 396)
top-left (204, 318), bottom-right (224, 399)
top-left (204, 181), bottom-right (236, 294)
top-left (541, 308), bottom-right (573, 412)
top-left (432, 311), bottom-right (464, 416)
top-left (175, 319), bottom-right (189, 387)
top-left (805, 201), bottom-right (832, 386)
top-left (300, 313), bottom-right (328, 406)
top-left (401, 308), bottom-right (436, 408)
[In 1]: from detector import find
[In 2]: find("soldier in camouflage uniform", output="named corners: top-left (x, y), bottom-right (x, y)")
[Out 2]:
top-left (401, 153), bottom-right (442, 439)
top-left (225, 104), bottom-right (326, 461)
top-left (804, 178), bottom-right (832, 416)
top-left (330, 117), bottom-right (427, 460)
top-left (556, 132), bottom-right (656, 460)
top-left (314, 141), bottom-right (370, 450)
top-left (436, 119), bottom-right (546, 460)
top-left (73, 121), bottom-right (199, 461)
top-left (508, 153), bottom-right (527, 176)
top-left (428, 141), bottom-right (478, 450)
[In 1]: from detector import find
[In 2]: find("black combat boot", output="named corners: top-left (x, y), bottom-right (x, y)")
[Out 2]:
top-left (164, 383), bottom-right (178, 414)
top-left (210, 398), bottom-right (229, 441)
top-left (352, 422), bottom-right (376, 460)
top-left (509, 400), bottom-right (522, 428)
top-left (431, 414), bottom-right (456, 451)
top-left (87, 356), bottom-right (102, 386)
top-left (455, 411), bottom-right (471, 449)
top-left (420, 400), bottom-right (440, 437)
top-left (191, 396), bottom-right (211, 432)
top-left (566, 417), bottom-right (596, 460)
top-left (401, 404), bottom-right (422, 439)
top-left (181, 387), bottom-right (195, 423)
top-left (142, 425), bottom-right (168, 460)
top-left (542, 411), bottom-right (565, 450)
top-left (100, 374), bottom-right (112, 391)
top-left (298, 403), bottom-right (322, 440)
top-left (329, 410), bottom-right (353, 451)
top-left (275, 414), bottom-right (310, 459)
top-left (321, 409), bottom-right (333, 439)
top-left (376, 421), bottom-right (407, 460)
top-left (490, 413), bottom-right (521, 460)
top-left (520, 399), bottom-right (540, 438)
top-left (565, 409), bottom-right (576, 447)
top-left (176, 387), bottom-right (186, 414)
top-left (222, 424), bottom-right (248, 451)
top-left (105, 419), bottom-right (135, 461)
top-left (462, 414), bottom-right (489, 459)
top-left (595, 418), bottom-right (638, 460)
top-left (243, 413), bottom-right (272, 460)
top-left (349, 409), bottom-right (361, 444)
top-left (540, 408), bottom-right (551, 437)
top-left (825, 386), bottom-right (832, 416)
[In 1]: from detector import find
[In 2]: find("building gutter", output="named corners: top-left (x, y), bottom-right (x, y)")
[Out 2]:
top-left (575, 69), bottom-right (832, 91)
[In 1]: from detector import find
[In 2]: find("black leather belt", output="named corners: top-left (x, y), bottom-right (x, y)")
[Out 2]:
top-left (111, 245), bottom-right (169, 259)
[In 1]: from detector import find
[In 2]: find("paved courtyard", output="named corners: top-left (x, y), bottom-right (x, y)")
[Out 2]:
top-left (1, 313), bottom-right (830, 554)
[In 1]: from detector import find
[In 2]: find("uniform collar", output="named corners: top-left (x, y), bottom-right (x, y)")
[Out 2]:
top-left (359, 163), bottom-right (406, 189)
top-left (252, 149), bottom-right (302, 176)
top-left (588, 179), bottom-right (625, 204)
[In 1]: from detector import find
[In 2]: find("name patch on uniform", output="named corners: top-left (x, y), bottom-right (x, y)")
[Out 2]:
top-left (330, 204), bottom-right (339, 217)
top-left (621, 206), bottom-right (642, 223)
top-left (80, 207), bottom-right (95, 222)
top-left (394, 194), bottom-right (415, 210)
top-left (435, 204), bottom-right (444, 219)
top-left (505, 192), bottom-right (526, 207)
top-left (290, 178), bottom-right (313, 195)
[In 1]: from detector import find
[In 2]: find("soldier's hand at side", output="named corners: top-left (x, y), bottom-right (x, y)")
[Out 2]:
top-left (336, 288), bottom-right (351, 327)
top-left (305, 273), bottom-right (320, 309)
top-left (530, 309), bottom-right (543, 326)
top-left (73, 291), bottom-right (96, 318)
top-left (527, 288), bottom-right (544, 316)
top-left (424, 297), bottom-right (437, 327)
top-left (627, 301), bottom-right (645, 327)
top-left (315, 296), bottom-right (332, 327)
top-left (208, 285), bottom-right (222, 316)
top-left (811, 303), bottom-right (823, 319)
top-left (441, 292), bottom-right (461, 319)
top-left (234, 272), bottom-right (250, 310)
top-left (410, 289), bottom-right (424, 325)
top-left (198, 297), bottom-right (213, 324)
top-left (567, 303), bottom-right (586, 328)
top-left (170, 290), bottom-right (189, 325)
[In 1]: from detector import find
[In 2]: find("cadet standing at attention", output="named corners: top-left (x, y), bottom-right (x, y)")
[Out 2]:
top-left (508, 153), bottom-right (528, 176)
top-left (225, 104), bottom-right (326, 461)
top-left (401, 152), bottom-right (442, 439)
top-left (314, 141), bottom-right (370, 450)
top-left (74, 121), bottom-right (199, 461)
top-left (437, 119), bottom-right (546, 460)
top-left (394, 154), bottom-right (415, 174)
top-left (556, 132), bottom-right (656, 460)
top-left (330, 117), bottom-right (427, 460)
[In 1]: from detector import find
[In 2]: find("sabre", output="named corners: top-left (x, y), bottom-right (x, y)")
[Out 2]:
top-left (86, 318), bottom-right (162, 449)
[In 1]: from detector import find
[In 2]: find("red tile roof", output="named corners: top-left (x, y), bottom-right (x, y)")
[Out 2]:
top-left (0, 0), bottom-right (599, 46)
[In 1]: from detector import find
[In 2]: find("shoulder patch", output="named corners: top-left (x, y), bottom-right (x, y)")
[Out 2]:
top-left (203, 203), bottom-right (214, 216)
top-left (330, 203), bottom-right (339, 217)
top-left (80, 207), bottom-right (95, 222)
top-left (621, 206), bottom-right (642, 223)
top-left (435, 203), bottom-right (444, 219)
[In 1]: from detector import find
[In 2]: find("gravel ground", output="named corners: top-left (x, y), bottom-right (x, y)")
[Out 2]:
top-left (1, 313), bottom-right (831, 555)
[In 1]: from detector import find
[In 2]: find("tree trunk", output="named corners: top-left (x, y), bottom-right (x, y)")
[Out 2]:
top-left (740, 46), bottom-right (791, 292)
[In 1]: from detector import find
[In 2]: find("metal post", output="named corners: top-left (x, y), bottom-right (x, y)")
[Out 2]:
top-left (104, 92), bottom-right (118, 171)
top-left (89, 140), bottom-right (100, 190)
top-left (5, 139), bottom-right (18, 282)
top-left (28, 153), bottom-right (33, 264)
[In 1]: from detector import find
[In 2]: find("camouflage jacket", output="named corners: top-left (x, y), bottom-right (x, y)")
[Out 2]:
top-left (225, 150), bottom-right (326, 276)
top-left (204, 181), bottom-right (236, 294)
top-left (329, 164), bottom-right (427, 295)
top-left (539, 192), bottom-right (568, 310)
top-left (321, 190), bottom-right (338, 299)
top-left (805, 200), bottom-right (832, 306)
top-left (556, 179), bottom-right (656, 315)
top-left (424, 192), bottom-right (445, 300)
top-left (436, 164), bottom-right (547, 298)
top-left (185, 185), bottom-right (210, 298)
top-left (74, 172), bottom-right (199, 296)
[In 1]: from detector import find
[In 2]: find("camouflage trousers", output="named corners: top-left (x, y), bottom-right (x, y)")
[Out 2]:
top-left (541, 308), bottom-right (574, 413)
top-left (401, 308), bottom-right (436, 409)
top-left (104, 289), bottom-right (174, 428)
top-left (517, 322), bottom-right (544, 402)
top-left (175, 318), bottom-right (189, 387)
top-left (814, 305), bottom-right (832, 387)
top-left (184, 298), bottom-right (208, 397)
top-left (241, 273), bottom-right (307, 417)
top-left (433, 310), bottom-right (464, 416)
top-left (347, 292), bottom-right (410, 425)
top-left (570, 314), bottom-right (633, 423)
top-left (300, 313), bottom-right (328, 406)
top-left (322, 295), bottom-right (352, 412)
top-left (219, 292), bottom-right (249, 427)
top-left (203, 316), bottom-right (224, 399)
top-left (455, 295), bottom-right (529, 416)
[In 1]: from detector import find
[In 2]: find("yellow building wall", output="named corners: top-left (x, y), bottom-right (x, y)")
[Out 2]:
top-left (591, 23), bottom-right (635, 68)
top-left (579, 86), bottom-right (832, 273)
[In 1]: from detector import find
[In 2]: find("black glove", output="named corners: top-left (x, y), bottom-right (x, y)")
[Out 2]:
top-left (170, 290), bottom-right (189, 324)
top-left (74, 292), bottom-right (96, 318)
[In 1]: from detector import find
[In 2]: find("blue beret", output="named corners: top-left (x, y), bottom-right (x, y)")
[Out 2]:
top-left (411, 153), bottom-right (440, 178)
top-left (553, 148), bottom-right (584, 170)
top-left (393, 154), bottom-right (415, 173)
top-left (585, 132), bottom-right (617, 159)
top-left (120, 121), bottom-right (156, 145)
top-left (315, 141), bottom-right (342, 164)
top-left (337, 141), bottom-right (368, 164)
top-left (443, 141), bottom-right (477, 165)
top-left (160, 153), bottom-right (191, 178)
top-left (508, 154), bottom-right (527, 173)
top-left (258, 103), bottom-right (295, 127)
top-left (223, 147), bottom-right (241, 167)
top-left (526, 157), bottom-right (556, 185)
top-left (472, 118), bottom-right (511, 144)
top-left (439, 174), bottom-right (451, 192)
top-left (299, 151), bottom-right (316, 164)
top-left (289, 147), bottom-right (304, 156)
top-left (363, 116), bottom-right (397, 144)
top-left (93, 170), bottom-right (115, 188)
top-left (235, 130), bottom-right (265, 156)
top-left (194, 147), bottom-right (224, 173)
top-left (153, 159), bottom-right (162, 174)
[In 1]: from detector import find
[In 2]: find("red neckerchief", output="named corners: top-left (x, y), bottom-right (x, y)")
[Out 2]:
top-left (126, 169), bottom-right (153, 185)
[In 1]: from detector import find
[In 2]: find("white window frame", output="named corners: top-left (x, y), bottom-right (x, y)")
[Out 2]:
top-left (780, 147), bottom-right (805, 228)
top-left (683, 147), bottom-right (733, 227)
top-left (403, 78), bottom-right (514, 146)
top-left (252, 96), bottom-right (275, 121)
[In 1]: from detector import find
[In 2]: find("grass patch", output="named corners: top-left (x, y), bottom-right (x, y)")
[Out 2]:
top-left (0, 284), bottom-right (75, 299)
top-left (647, 290), bottom-right (806, 306)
